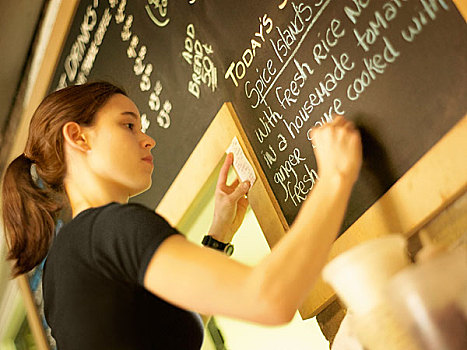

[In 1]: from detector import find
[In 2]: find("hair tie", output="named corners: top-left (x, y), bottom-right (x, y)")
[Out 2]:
top-left (27, 157), bottom-right (45, 189)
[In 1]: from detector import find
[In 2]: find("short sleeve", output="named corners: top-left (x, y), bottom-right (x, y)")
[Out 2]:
top-left (90, 202), bottom-right (181, 286)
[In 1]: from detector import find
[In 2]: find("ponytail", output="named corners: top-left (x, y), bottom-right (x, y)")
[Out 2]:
top-left (1, 81), bottom-right (126, 278)
top-left (2, 153), bottom-right (64, 277)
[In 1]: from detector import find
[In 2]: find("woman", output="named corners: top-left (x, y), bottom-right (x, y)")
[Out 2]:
top-left (2, 82), bottom-right (361, 349)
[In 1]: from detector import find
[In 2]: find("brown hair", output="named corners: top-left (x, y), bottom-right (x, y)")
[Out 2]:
top-left (1, 81), bottom-right (126, 277)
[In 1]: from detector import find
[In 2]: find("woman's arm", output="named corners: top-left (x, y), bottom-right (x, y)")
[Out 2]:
top-left (144, 116), bottom-right (362, 325)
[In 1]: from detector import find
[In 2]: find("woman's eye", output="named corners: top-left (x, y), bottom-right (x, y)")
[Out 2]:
top-left (125, 123), bottom-right (134, 130)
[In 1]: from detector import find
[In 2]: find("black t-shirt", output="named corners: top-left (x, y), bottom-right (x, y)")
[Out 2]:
top-left (42, 202), bottom-right (204, 350)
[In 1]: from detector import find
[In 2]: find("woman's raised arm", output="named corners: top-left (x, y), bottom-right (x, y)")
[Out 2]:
top-left (143, 116), bottom-right (362, 325)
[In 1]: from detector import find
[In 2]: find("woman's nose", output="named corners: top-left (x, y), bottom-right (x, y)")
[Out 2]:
top-left (143, 134), bottom-right (156, 149)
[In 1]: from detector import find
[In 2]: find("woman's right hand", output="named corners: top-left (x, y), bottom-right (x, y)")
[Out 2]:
top-left (310, 115), bottom-right (362, 185)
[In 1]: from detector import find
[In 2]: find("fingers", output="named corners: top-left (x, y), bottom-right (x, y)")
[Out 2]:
top-left (331, 114), bottom-right (346, 127)
top-left (230, 180), bottom-right (250, 202)
top-left (229, 178), bottom-right (240, 189)
top-left (338, 116), bottom-right (357, 131)
top-left (217, 153), bottom-right (233, 187)
top-left (330, 115), bottom-right (356, 130)
top-left (307, 115), bottom-right (347, 139)
top-left (309, 115), bottom-right (357, 138)
top-left (235, 196), bottom-right (249, 222)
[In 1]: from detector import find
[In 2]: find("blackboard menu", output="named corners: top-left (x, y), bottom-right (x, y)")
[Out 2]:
top-left (51, 0), bottom-right (466, 231)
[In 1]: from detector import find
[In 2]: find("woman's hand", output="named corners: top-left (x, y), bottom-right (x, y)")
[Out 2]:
top-left (208, 153), bottom-right (250, 243)
top-left (310, 115), bottom-right (362, 186)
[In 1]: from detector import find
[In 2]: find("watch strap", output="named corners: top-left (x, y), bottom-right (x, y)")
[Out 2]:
top-left (202, 235), bottom-right (234, 256)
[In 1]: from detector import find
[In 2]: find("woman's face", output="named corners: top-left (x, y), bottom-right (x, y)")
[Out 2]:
top-left (84, 93), bottom-right (156, 198)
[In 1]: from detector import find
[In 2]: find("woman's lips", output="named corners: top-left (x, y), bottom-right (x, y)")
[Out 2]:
top-left (142, 156), bottom-right (153, 165)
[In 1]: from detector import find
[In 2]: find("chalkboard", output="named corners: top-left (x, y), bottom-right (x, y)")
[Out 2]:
top-left (202, 0), bottom-right (467, 231)
top-left (50, 0), bottom-right (466, 232)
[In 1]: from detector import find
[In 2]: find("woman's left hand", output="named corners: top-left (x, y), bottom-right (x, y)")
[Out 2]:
top-left (208, 153), bottom-right (250, 243)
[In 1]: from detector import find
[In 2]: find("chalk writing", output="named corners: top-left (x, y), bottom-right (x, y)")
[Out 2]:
top-left (306, 99), bottom-right (344, 144)
top-left (115, 0), bottom-right (127, 24)
top-left (145, 0), bottom-right (170, 27)
top-left (347, 37), bottom-right (400, 101)
top-left (116, 0), bottom-right (172, 129)
top-left (76, 7), bottom-right (112, 84)
top-left (149, 80), bottom-right (163, 112)
top-left (254, 106), bottom-right (284, 143)
top-left (141, 113), bottom-right (150, 133)
top-left (244, 16), bottom-right (344, 110)
top-left (350, 0), bottom-right (407, 52)
top-left (401, 0), bottom-right (450, 42)
top-left (279, 52), bottom-right (354, 141)
top-left (240, 0), bottom-right (334, 183)
top-left (270, 2), bottom-right (313, 64)
top-left (56, 4), bottom-right (98, 88)
top-left (312, 18), bottom-right (345, 65)
top-left (275, 58), bottom-right (314, 110)
top-left (267, 0), bottom-right (451, 209)
top-left (120, 14), bottom-right (133, 40)
top-left (182, 24), bottom-right (218, 99)
top-left (262, 144), bottom-right (277, 169)
top-left (278, 133), bottom-right (288, 151)
top-left (245, 59), bottom-right (277, 109)
top-left (225, 14), bottom-right (273, 87)
top-left (286, 95), bottom-right (345, 141)
top-left (255, 0), bottom-right (331, 105)
top-left (273, 148), bottom-right (319, 206)
top-left (156, 100), bottom-right (172, 129)
top-left (260, 133), bottom-right (287, 169)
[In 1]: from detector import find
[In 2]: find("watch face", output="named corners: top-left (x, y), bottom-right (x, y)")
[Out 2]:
top-left (225, 244), bottom-right (234, 256)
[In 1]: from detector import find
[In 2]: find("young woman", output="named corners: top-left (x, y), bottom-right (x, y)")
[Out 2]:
top-left (2, 82), bottom-right (361, 349)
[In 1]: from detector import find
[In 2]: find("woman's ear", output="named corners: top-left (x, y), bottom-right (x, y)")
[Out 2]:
top-left (62, 122), bottom-right (91, 153)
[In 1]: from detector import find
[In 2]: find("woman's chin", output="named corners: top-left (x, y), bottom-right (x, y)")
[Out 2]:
top-left (129, 180), bottom-right (152, 198)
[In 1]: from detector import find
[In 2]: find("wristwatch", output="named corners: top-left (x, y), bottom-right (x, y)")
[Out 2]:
top-left (202, 235), bottom-right (234, 256)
